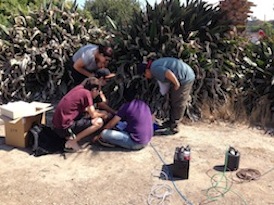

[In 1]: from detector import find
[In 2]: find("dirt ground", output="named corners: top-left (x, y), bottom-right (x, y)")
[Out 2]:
top-left (0, 116), bottom-right (274, 205)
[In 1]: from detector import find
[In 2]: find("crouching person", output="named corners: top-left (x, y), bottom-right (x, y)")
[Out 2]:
top-left (52, 77), bottom-right (109, 152)
top-left (95, 84), bottom-right (153, 150)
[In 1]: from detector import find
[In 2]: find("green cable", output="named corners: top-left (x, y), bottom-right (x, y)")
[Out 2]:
top-left (205, 147), bottom-right (248, 205)
top-left (205, 148), bottom-right (230, 201)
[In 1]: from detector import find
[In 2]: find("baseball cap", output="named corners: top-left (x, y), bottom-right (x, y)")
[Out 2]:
top-left (95, 68), bottom-right (115, 79)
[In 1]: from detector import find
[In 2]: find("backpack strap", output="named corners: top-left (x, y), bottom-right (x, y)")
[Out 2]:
top-left (29, 125), bottom-right (40, 153)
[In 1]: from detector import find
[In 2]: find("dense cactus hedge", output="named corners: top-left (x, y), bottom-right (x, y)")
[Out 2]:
top-left (1, 0), bottom-right (274, 129)
top-left (0, 1), bottom-right (112, 103)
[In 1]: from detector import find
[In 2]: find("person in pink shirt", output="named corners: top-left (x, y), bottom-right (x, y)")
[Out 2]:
top-left (52, 77), bottom-right (109, 152)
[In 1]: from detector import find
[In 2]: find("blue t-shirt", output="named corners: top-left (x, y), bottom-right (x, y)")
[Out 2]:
top-left (117, 99), bottom-right (153, 145)
top-left (150, 57), bottom-right (195, 85)
top-left (72, 44), bottom-right (98, 72)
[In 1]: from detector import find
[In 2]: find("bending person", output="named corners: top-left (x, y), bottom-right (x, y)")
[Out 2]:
top-left (137, 57), bottom-right (195, 134)
top-left (71, 44), bottom-right (113, 85)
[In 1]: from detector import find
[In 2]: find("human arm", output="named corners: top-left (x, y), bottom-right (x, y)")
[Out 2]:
top-left (73, 58), bottom-right (95, 78)
top-left (86, 104), bottom-right (109, 120)
top-left (97, 102), bottom-right (117, 115)
top-left (92, 115), bottom-right (121, 142)
top-left (98, 91), bottom-right (116, 114)
top-left (165, 69), bottom-right (180, 90)
top-left (103, 115), bottom-right (121, 130)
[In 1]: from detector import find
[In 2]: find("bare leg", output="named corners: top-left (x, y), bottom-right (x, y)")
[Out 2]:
top-left (74, 117), bottom-right (103, 142)
top-left (65, 117), bottom-right (103, 151)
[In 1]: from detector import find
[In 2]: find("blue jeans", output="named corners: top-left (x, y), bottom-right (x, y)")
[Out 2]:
top-left (101, 129), bottom-right (146, 150)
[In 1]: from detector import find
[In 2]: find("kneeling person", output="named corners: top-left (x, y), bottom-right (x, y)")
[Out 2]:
top-left (96, 85), bottom-right (153, 150)
top-left (52, 77), bottom-right (109, 152)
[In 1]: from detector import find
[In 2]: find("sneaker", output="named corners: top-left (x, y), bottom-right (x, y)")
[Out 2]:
top-left (154, 127), bottom-right (178, 135)
top-left (170, 127), bottom-right (179, 134)
top-left (97, 138), bottom-right (116, 148)
top-left (170, 123), bottom-right (179, 134)
top-left (64, 140), bottom-right (80, 152)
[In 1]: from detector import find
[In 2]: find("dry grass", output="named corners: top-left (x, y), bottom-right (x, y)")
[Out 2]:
top-left (198, 96), bottom-right (248, 125)
top-left (249, 95), bottom-right (274, 128)
top-left (196, 93), bottom-right (274, 133)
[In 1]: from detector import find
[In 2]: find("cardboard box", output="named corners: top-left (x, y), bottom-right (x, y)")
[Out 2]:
top-left (0, 101), bottom-right (53, 148)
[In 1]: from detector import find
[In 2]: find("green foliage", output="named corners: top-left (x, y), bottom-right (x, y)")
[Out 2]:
top-left (84, 0), bottom-right (141, 29)
top-left (0, 0), bottom-right (88, 26)
top-left (0, 1), bottom-right (111, 103)
top-left (1, 0), bottom-right (274, 128)
top-left (248, 20), bottom-right (274, 36)
top-left (105, 0), bottom-right (234, 118)
top-left (260, 22), bottom-right (274, 39)
top-left (241, 39), bottom-right (274, 112)
top-left (0, 0), bottom-right (44, 26)
top-left (108, 0), bottom-right (274, 127)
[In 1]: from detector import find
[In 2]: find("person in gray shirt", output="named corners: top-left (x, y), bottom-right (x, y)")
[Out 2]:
top-left (71, 44), bottom-right (113, 86)
top-left (137, 57), bottom-right (195, 134)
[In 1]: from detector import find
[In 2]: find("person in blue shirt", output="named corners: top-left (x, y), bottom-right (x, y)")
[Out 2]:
top-left (137, 57), bottom-right (195, 134)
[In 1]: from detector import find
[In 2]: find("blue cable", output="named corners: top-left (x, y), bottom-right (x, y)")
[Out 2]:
top-left (150, 142), bottom-right (193, 205)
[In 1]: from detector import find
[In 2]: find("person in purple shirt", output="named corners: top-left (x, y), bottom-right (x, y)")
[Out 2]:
top-left (137, 57), bottom-right (195, 134)
top-left (95, 84), bottom-right (153, 150)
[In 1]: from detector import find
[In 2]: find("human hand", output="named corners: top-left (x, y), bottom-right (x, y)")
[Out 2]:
top-left (99, 110), bottom-right (111, 120)
top-left (99, 91), bottom-right (107, 102)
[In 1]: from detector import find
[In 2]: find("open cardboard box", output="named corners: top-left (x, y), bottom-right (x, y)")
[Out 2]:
top-left (0, 101), bottom-right (53, 148)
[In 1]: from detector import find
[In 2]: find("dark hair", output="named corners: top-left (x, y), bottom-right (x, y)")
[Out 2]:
top-left (136, 63), bottom-right (147, 75)
top-left (123, 85), bottom-right (136, 102)
top-left (81, 77), bottom-right (100, 90)
top-left (98, 44), bottom-right (113, 58)
top-left (123, 78), bottom-right (143, 102)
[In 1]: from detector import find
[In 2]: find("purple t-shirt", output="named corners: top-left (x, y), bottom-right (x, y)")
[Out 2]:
top-left (52, 85), bottom-right (93, 129)
top-left (117, 99), bottom-right (153, 145)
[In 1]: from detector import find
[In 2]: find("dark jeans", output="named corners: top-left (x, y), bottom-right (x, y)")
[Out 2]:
top-left (54, 116), bottom-right (92, 138)
top-left (71, 67), bottom-right (86, 86)
top-left (66, 59), bottom-right (86, 87)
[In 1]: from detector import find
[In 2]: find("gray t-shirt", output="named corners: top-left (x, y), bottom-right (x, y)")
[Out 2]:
top-left (72, 44), bottom-right (98, 72)
top-left (150, 57), bottom-right (195, 85)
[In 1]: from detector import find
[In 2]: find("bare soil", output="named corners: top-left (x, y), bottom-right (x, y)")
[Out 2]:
top-left (0, 118), bottom-right (273, 205)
